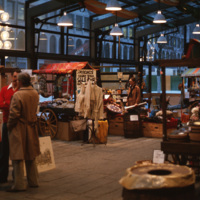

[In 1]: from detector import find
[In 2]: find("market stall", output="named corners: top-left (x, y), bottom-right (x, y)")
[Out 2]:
top-left (156, 57), bottom-right (200, 175)
top-left (33, 62), bottom-right (96, 139)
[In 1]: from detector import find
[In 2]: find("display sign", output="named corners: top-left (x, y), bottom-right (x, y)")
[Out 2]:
top-left (153, 150), bottom-right (165, 164)
top-left (130, 115), bottom-right (138, 121)
top-left (117, 72), bottom-right (123, 79)
top-left (35, 136), bottom-right (56, 173)
top-left (76, 69), bottom-right (96, 91)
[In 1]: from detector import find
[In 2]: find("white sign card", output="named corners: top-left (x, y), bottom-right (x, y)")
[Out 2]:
top-left (153, 150), bottom-right (165, 164)
top-left (117, 72), bottom-right (123, 79)
top-left (76, 69), bottom-right (96, 91)
top-left (35, 136), bottom-right (56, 173)
top-left (130, 115), bottom-right (138, 121)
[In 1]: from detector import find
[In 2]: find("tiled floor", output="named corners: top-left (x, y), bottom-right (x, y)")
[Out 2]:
top-left (0, 136), bottom-right (176, 199)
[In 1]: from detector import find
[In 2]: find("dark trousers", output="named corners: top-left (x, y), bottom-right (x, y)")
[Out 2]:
top-left (0, 123), bottom-right (9, 183)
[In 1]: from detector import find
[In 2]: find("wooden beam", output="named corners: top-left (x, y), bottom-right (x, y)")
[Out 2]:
top-left (156, 58), bottom-right (200, 67)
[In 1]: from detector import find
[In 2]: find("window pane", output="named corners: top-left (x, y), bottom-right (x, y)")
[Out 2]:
top-left (18, 3), bottom-right (24, 20)
top-left (7, 0), bottom-right (15, 19)
top-left (76, 15), bottom-right (82, 31)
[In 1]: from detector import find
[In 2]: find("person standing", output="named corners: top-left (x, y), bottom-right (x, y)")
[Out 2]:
top-left (0, 70), bottom-right (19, 184)
top-left (126, 77), bottom-right (141, 106)
top-left (7, 73), bottom-right (40, 192)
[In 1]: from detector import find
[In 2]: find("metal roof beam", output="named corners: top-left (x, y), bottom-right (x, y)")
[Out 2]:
top-left (92, 3), bottom-right (170, 30)
top-left (136, 16), bottom-right (196, 38)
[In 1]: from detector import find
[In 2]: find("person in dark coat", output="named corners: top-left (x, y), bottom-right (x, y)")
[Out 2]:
top-left (7, 73), bottom-right (40, 192)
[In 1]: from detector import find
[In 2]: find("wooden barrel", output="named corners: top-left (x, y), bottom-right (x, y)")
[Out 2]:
top-left (120, 163), bottom-right (196, 200)
top-left (122, 185), bottom-right (195, 200)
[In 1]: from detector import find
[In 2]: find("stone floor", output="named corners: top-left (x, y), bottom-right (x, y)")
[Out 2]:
top-left (0, 136), bottom-right (196, 200)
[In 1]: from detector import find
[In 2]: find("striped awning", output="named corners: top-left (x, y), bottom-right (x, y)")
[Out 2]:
top-left (181, 68), bottom-right (200, 77)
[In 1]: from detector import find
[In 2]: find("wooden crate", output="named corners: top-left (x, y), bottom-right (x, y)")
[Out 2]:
top-left (108, 121), bottom-right (124, 136)
top-left (142, 122), bottom-right (176, 138)
top-left (124, 121), bottom-right (142, 138)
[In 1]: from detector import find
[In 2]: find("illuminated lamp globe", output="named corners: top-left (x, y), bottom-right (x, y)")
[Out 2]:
top-left (1, 12), bottom-right (9, 22)
top-left (1, 30), bottom-right (9, 40)
top-left (4, 41), bottom-right (12, 49)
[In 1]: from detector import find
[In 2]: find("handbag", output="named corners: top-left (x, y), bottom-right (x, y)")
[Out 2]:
top-left (70, 119), bottom-right (87, 132)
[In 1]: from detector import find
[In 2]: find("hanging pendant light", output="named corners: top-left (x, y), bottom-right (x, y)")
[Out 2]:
top-left (105, 0), bottom-right (122, 11)
top-left (157, 33), bottom-right (167, 44)
top-left (110, 23), bottom-right (123, 36)
top-left (57, 12), bottom-right (73, 27)
top-left (192, 24), bottom-right (200, 34)
top-left (153, 10), bottom-right (166, 24)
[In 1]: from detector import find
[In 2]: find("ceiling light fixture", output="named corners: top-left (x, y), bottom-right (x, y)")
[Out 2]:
top-left (105, 0), bottom-right (122, 11)
top-left (157, 33), bottom-right (167, 43)
top-left (153, 10), bottom-right (166, 24)
top-left (57, 12), bottom-right (73, 27)
top-left (110, 23), bottom-right (123, 36)
top-left (192, 24), bottom-right (200, 34)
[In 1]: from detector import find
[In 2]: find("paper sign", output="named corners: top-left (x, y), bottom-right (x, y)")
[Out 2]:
top-left (117, 72), bottom-right (123, 79)
top-left (130, 115), bottom-right (138, 121)
top-left (35, 136), bottom-right (56, 173)
top-left (153, 150), bottom-right (165, 164)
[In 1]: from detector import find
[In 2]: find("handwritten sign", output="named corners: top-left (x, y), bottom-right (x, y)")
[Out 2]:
top-left (76, 69), bottom-right (96, 91)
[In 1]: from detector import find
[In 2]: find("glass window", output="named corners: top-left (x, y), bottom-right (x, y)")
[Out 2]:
top-left (76, 15), bottom-right (82, 31)
top-left (129, 27), bottom-right (133, 39)
top-left (16, 30), bottom-right (25, 50)
top-left (124, 46), bottom-right (127, 60)
top-left (129, 47), bottom-right (133, 60)
top-left (50, 35), bottom-right (56, 53)
top-left (68, 38), bottom-right (74, 54)
top-left (84, 40), bottom-right (89, 56)
top-left (0, 0), bottom-right (4, 9)
top-left (84, 17), bottom-right (89, 30)
top-left (104, 43), bottom-right (109, 58)
top-left (5, 57), bottom-right (27, 69)
top-left (39, 33), bottom-right (47, 53)
top-left (7, 0), bottom-right (15, 19)
top-left (68, 14), bottom-right (74, 26)
top-left (122, 27), bottom-right (127, 39)
top-left (18, 3), bottom-right (24, 20)
top-left (49, 11), bottom-right (57, 24)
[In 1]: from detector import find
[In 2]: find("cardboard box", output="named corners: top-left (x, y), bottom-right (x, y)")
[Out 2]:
top-left (56, 122), bottom-right (83, 141)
